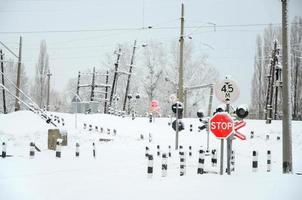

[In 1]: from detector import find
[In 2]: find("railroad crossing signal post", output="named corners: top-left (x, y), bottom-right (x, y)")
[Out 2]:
top-left (214, 77), bottom-right (240, 175)
top-left (172, 102), bottom-right (184, 150)
top-left (210, 112), bottom-right (234, 175)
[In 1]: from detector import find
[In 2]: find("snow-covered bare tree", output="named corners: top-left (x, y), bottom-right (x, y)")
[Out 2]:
top-left (250, 35), bottom-right (265, 119)
top-left (290, 16), bottom-right (302, 120)
top-left (31, 40), bottom-right (49, 108)
top-left (0, 59), bottom-right (28, 113)
top-left (250, 17), bottom-right (302, 120)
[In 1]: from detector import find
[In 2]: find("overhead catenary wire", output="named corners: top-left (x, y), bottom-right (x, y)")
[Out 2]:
top-left (1, 22), bottom-right (300, 34)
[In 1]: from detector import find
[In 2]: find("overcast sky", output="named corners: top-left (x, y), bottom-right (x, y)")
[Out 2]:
top-left (0, 0), bottom-right (301, 106)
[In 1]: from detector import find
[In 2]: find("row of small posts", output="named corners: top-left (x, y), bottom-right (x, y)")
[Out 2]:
top-left (55, 140), bottom-right (97, 159)
top-left (0, 141), bottom-right (97, 159)
top-left (250, 131), bottom-right (281, 140)
top-left (83, 123), bottom-right (116, 135)
top-left (145, 145), bottom-right (273, 177)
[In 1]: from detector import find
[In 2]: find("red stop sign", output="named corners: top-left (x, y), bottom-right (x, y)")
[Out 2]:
top-left (210, 112), bottom-right (234, 139)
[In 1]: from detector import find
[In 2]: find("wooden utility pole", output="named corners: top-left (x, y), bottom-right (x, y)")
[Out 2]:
top-left (123, 40), bottom-right (137, 112)
top-left (281, 0), bottom-right (292, 173)
top-left (46, 69), bottom-right (52, 111)
top-left (109, 48), bottom-right (122, 108)
top-left (0, 49), bottom-right (7, 114)
top-left (15, 36), bottom-right (22, 111)
top-left (178, 3), bottom-right (184, 103)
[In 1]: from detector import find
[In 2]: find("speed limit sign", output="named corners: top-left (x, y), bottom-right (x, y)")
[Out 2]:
top-left (214, 78), bottom-right (240, 103)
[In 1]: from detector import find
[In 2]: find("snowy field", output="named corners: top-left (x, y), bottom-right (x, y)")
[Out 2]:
top-left (0, 111), bottom-right (302, 200)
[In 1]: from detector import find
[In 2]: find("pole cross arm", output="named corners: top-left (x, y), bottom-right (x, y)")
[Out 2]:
top-left (116, 70), bottom-right (130, 75)
top-left (78, 84), bottom-right (91, 88)
top-left (185, 83), bottom-right (214, 91)
top-left (92, 97), bottom-right (109, 102)
top-left (95, 84), bottom-right (111, 88)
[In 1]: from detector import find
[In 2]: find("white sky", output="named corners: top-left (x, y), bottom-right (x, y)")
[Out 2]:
top-left (0, 0), bottom-right (301, 106)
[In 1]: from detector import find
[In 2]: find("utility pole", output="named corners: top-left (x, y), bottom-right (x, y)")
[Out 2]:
top-left (281, 0), bottom-right (292, 173)
top-left (15, 36), bottom-right (22, 111)
top-left (109, 48), bottom-right (122, 108)
top-left (178, 3), bottom-right (184, 103)
top-left (76, 71), bottom-right (81, 95)
top-left (46, 69), bottom-right (52, 111)
top-left (123, 40), bottom-right (137, 112)
top-left (90, 67), bottom-right (96, 101)
top-left (0, 50), bottom-right (7, 114)
top-left (104, 70), bottom-right (109, 113)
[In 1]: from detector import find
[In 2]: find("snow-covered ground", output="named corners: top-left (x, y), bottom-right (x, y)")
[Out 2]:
top-left (0, 111), bottom-right (302, 200)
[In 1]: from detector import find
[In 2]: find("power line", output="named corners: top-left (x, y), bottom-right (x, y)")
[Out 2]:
top-left (1, 22), bottom-right (298, 34)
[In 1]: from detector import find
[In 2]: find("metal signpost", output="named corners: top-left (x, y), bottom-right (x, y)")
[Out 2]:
top-left (209, 112), bottom-right (234, 175)
top-left (213, 77), bottom-right (240, 175)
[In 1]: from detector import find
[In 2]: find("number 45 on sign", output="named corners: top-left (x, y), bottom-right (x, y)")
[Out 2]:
top-left (214, 78), bottom-right (240, 103)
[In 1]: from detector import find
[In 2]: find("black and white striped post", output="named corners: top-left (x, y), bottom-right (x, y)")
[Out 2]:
top-left (95, 126), bottom-right (98, 132)
top-left (75, 143), bottom-right (80, 157)
top-left (84, 123), bottom-right (87, 130)
top-left (168, 115), bottom-right (172, 126)
top-left (162, 153), bottom-right (168, 177)
top-left (179, 145), bottom-right (183, 155)
top-left (179, 148), bottom-right (186, 176)
top-left (148, 133), bottom-right (152, 143)
top-left (231, 150), bottom-right (235, 171)
top-left (89, 125), bottom-right (92, 131)
top-left (29, 142), bottom-right (35, 159)
top-left (190, 124), bottom-right (193, 132)
top-left (62, 118), bottom-right (65, 126)
top-left (145, 146), bottom-right (149, 158)
top-left (157, 145), bottom-right (160, 156)
top-left (149, 113), bottom-right (153, 123)
top-left (267, 150), bottom-right (271, 172)
top-left (2, 142), bottom-right (6, 158)
top-left (250, 131), bottom-right (254, 139)
top-left (168, 145), bottom-right (171, 157)
top-left (252, 150), bottom-right (258, 172)
top-left (211, 149), bottom-right (217, 167)
top-left (113, 129), bottom-right (117, 136)
top-left (197, 149), bottom-right (205, 174)
top-left (189, 146), bottom-right (192, 157)
top-left (93, 142), bottom-right (96, 158)
top-left (100, 127), bottom-right (103, 133)
top-left (56, 140), bottom-right (61, 158)
top-left (147, 154), bottom-right (154, 178)
top-left (107, 128), bottom-right (110, 135)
